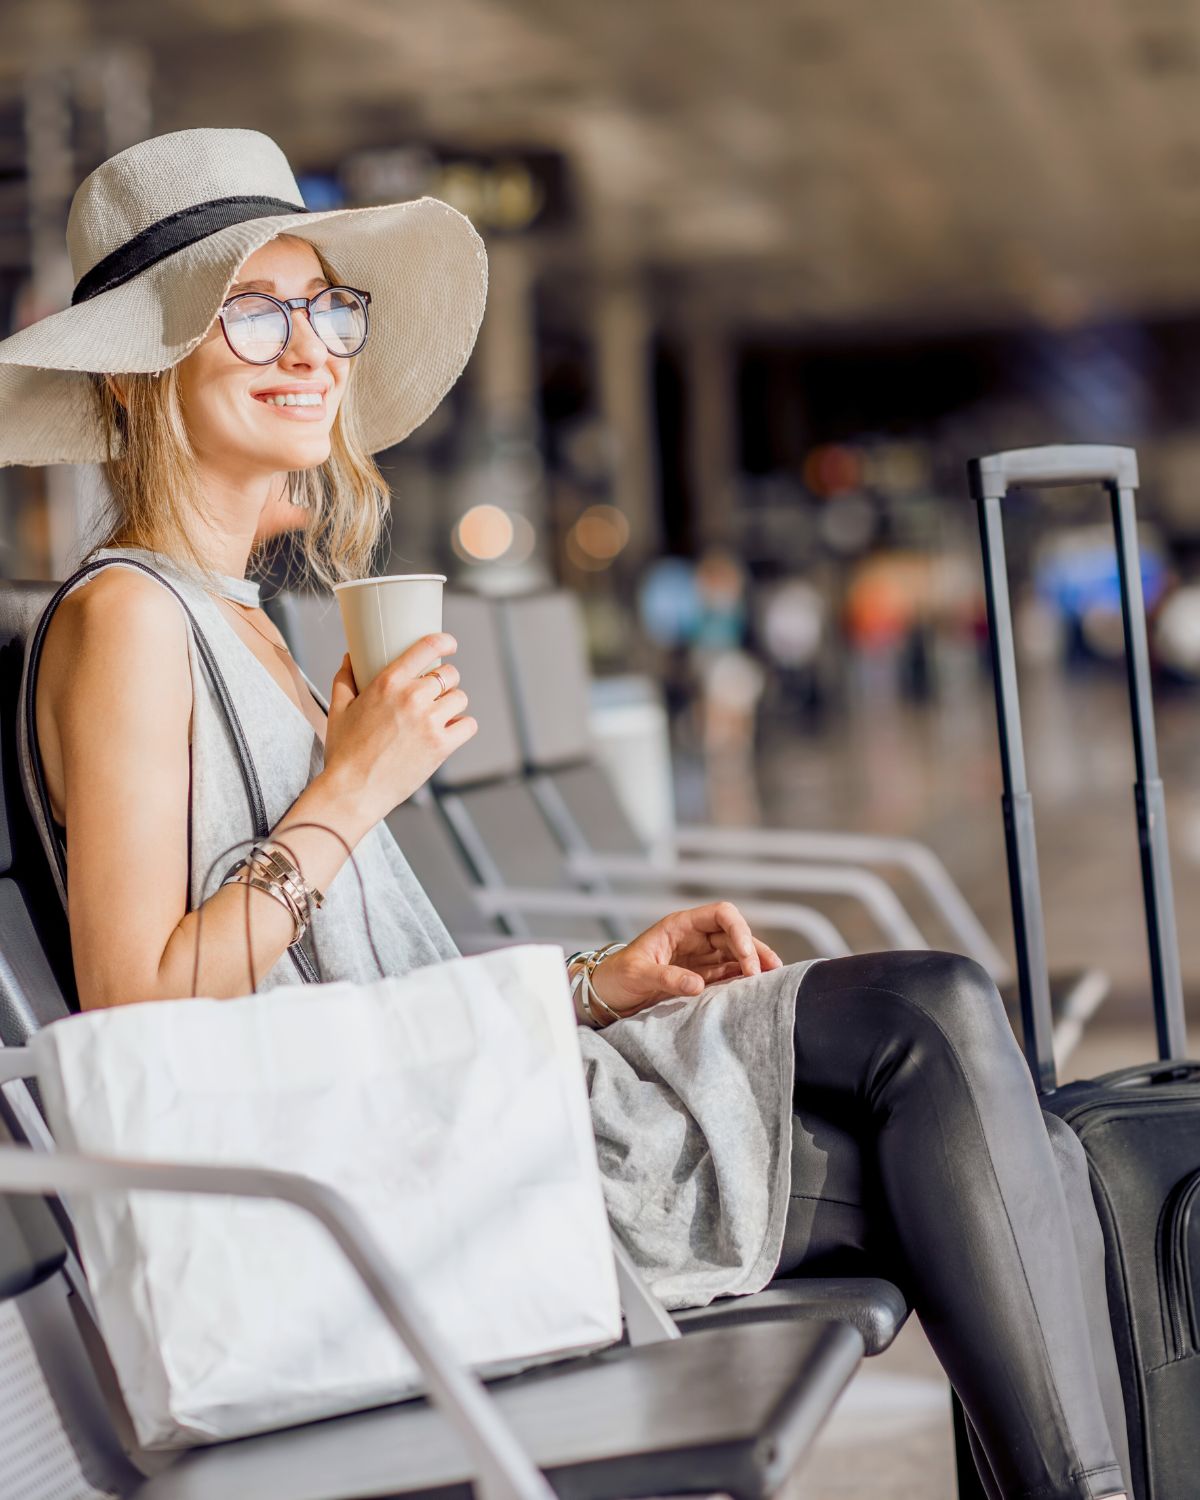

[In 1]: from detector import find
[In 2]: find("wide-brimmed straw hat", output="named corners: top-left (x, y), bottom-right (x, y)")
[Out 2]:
top-left (0, 127), bottom-right (488, 467)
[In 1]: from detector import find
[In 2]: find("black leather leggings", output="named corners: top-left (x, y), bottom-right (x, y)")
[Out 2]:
top-left (777, 951), bottom-right (1130, 1500)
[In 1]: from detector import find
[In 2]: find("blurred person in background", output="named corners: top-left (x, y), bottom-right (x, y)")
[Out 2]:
top-left (4, 127), bottom-right (1131, 1500)
top-left (757, 574), bottom-right (827, 717)
top-left (692, 548), bottom-right (765, 771)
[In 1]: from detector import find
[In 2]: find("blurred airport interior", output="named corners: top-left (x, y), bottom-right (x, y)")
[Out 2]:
top-left (6, 0), bottom-right (1200, 1014)
top-left (14, 8), bottom-right (1200, 1497)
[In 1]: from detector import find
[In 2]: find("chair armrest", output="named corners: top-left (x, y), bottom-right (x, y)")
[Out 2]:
top-left (566, 852), bottom-right (926, 950)
top-left (470, 886), bottom-right (850, 956)
top-left (0, 1139), bottom-right (554, 1500)
top-left (671, 825), bottom-right (1010, 980)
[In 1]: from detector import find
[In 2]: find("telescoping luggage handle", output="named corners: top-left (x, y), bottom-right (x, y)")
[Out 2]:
top-left (967, 445), bottom-right (1187, 1091)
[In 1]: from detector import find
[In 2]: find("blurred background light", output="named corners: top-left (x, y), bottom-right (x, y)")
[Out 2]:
top-left (453, 503), bottom-right (515, 562)
top-left (574, 505), bottom-right (629, 559)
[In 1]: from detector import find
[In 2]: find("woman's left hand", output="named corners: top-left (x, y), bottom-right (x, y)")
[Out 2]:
top-left (589, 902), bottom-right (783, 1021)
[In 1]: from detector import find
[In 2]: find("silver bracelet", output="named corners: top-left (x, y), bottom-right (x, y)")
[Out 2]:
top-left (583, 942), bottom-right (628, 1026)
top-left (566, 943), bottom-right (629, 1028)
top-left (568, 949), bottom-right (613, 1028)
top-left (568, 952), bottom-right (601, 1027)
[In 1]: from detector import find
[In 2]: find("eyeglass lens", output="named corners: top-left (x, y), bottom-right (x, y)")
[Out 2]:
top-left (222, 288), bottom-right (368, 363)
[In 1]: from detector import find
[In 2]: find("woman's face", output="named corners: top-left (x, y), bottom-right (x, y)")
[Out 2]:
top-left (176, 235), bottom-right (351, 480)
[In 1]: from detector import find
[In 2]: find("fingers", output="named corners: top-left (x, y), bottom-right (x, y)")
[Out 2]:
top-left (420, 662), bottom-right (461, 697)
top-left (444, 714), bottom-right (478, 751)
top-left (698, 960), bottom-right (744, 985)
top-left (387, 632), bottom-right (458, 684)
top-left (434, 687), bottom-right (469, 723)
top-left (709, 900), bottom-right (761, 976)
top-left (754, 937), bottom-right (783, 971)
top-left (656, 964), bottom-right (705, 998)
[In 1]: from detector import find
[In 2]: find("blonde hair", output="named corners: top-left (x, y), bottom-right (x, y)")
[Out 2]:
top-left (89, 241), bottom-right (390, 590)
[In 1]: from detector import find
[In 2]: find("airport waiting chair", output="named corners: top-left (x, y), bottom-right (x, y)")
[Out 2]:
top-left (0, 580), bottom-right (908, 1494)
top-left (492, 589), bottom-right (1111, 1067)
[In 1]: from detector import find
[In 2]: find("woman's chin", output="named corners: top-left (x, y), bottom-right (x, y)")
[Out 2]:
top-left (263, 435), bottom-right (333, 471)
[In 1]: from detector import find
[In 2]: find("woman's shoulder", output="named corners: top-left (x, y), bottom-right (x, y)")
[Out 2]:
top-left (47, 562), bottom-right (188, 651)
top-left (28, 556), bottom-right (195, 831)
top-left (36, 561), bottom-right (192, 716)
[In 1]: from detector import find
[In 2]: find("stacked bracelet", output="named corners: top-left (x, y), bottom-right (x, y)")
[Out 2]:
top-left (221, 841), bottom-right (326, 945)
top-left (567, 942), bottom-right (628, 1028)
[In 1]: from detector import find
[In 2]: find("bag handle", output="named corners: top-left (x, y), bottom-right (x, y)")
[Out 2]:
top-left (24, 557), bottom-right (320, 985)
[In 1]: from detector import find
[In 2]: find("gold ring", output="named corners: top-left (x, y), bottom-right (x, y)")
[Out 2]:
top-left (427, 668), bottom-right (448, 697)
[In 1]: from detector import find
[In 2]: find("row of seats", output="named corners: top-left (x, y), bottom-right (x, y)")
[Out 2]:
top-left (0, 578), bottom-right (915, 1500)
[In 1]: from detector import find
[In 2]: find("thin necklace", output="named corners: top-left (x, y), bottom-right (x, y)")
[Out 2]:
top-left (215, 594), bottom-right (291, 655)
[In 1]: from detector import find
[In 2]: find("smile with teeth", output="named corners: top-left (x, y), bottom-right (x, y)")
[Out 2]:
top-left (256, 392), bottom-right (324, 407)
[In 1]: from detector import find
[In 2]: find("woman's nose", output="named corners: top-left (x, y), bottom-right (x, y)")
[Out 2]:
top-left (280, 308), bottom-right (329, 369)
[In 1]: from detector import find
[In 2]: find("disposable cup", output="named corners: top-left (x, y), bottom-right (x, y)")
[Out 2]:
top-left (332, 573), bottom-right (446, 691)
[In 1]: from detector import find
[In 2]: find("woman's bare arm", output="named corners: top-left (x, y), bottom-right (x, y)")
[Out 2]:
top-left (37, 570), bottom-right (473, 1007)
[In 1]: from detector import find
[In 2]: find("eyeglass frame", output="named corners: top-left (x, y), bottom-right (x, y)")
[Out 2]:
top-left (216, 285), bottom-right (373, 366)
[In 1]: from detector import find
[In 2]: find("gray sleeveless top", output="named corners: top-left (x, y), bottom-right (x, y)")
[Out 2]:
top-left (19, 544), bottom-right (814, 1310)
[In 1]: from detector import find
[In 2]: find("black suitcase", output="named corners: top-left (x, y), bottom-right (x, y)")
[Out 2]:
top-left (968, 444), bottom-right (1200, 1500)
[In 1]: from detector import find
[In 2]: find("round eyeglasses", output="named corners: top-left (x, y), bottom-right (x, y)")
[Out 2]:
top-left (217, 285), bottom-right (372, 365)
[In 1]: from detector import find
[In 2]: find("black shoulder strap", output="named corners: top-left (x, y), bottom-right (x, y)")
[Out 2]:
top-left (24, 557), bottom-right (319, 984)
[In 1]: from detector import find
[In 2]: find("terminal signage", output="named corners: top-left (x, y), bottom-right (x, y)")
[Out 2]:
top-left (342, 145), bottom-right (572, 234)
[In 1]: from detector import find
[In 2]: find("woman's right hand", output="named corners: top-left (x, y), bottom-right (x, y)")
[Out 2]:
top-left (322, 633), bottom-right (477, 828)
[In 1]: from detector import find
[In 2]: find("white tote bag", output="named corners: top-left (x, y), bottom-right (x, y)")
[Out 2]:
top-left (31, 944), bottom-right (621, 1449)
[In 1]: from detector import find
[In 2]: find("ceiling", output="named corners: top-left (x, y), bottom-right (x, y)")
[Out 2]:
top-left (7, 0), bottom-right (1200, 333)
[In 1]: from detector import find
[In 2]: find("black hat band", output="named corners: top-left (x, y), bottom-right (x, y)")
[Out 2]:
top-left (71, 194), bottom-right (309, 306)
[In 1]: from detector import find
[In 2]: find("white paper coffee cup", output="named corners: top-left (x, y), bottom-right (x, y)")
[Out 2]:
top-left (332, 574), bottom-right (446, 691)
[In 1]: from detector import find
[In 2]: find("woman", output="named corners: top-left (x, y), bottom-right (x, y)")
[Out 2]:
top-left (3, 129), bottom-right (1128, 1500)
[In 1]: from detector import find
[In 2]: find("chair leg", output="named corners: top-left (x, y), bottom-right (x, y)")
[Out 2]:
top-left (951, 1388), bottom-right (990, 1500)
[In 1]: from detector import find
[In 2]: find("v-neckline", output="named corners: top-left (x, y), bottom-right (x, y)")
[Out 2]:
top-left (206, 596), bottom-right (330, 749)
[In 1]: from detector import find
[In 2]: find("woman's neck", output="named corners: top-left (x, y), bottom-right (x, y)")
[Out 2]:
top-left (191, 463), bottom-right (276, 578)
top-left (112, 465), bottom-right (281, 582)
top-left (108, 527), bottom-right (256, 583)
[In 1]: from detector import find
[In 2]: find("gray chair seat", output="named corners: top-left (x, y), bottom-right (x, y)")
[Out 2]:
top-left (135, 1320), bottom-right (863, 1500)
